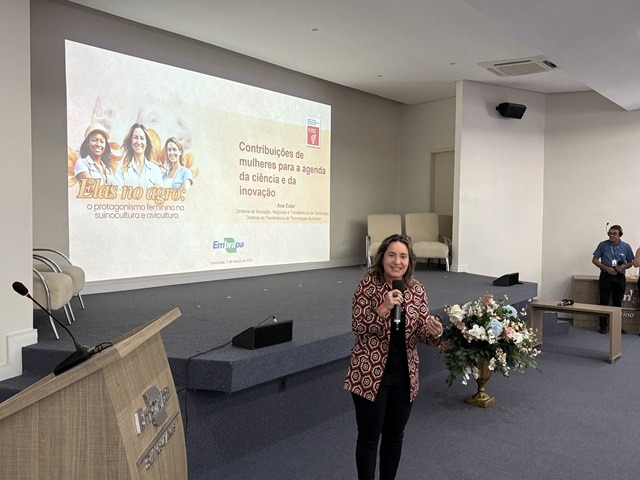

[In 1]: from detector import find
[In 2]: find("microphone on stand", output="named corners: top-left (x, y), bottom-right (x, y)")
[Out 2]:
top-left (391, 279), bottom-right (405, 331)
top-left (12, 281), bottom-right (110, 375)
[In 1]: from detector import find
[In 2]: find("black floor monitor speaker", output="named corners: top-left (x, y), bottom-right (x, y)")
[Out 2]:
top-left (493, 272), bottom-right (520, 287)
top-left (232, 320), bottom-right (293, 349)
top-left (496, 102), bottom-right (526, 119)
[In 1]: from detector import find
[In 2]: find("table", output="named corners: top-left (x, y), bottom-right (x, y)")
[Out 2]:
top-left (573, 275), bottom-right (640, 331)
top-left (529, 300), bottom-right (622, 363)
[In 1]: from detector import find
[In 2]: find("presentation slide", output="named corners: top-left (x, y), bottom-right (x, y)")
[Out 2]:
top-left (65, 41), bottom-right (331, 282)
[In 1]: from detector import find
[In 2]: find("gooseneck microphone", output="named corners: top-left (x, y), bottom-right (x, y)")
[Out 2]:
top-left (12, 281), bottom-right (109, 375)
top-left (391, 279), bottom-right (405, 331)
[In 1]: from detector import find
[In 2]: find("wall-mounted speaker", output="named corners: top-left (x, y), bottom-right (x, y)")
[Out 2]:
top-left (232, 320), bottom-right (293, 349)
top-left (496, 102), bottom-right (526, 119)
top-left (493, 272), bottom-right (521, 286)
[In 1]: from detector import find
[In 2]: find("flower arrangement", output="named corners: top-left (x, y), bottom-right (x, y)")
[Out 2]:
top-left (439, 293), bottom-right (539, 387)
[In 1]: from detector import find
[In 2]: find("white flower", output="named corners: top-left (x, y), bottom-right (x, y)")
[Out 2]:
top-left (447, 304), bottom-right (464, 322)
top-left (488, 358), bottom-right (496, 370)
top-left (511, 331), bottom-right (524, 345)
top-left (467, 324), bottom-right (488, 341)
top-left (461, 365), bottom-right (473, 385)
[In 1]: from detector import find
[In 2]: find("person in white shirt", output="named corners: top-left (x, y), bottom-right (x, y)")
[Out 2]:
top-left (115, 123), bottom-right (163, 189)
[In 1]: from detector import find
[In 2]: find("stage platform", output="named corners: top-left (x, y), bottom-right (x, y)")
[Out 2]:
top-left (2, 265), bottom-right (537, 477)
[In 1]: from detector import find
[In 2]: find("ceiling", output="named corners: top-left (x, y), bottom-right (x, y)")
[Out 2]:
top-left (68, 0), bottom-right (640, 110)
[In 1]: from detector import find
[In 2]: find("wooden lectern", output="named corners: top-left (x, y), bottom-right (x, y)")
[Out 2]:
top-left (0, 308), bottom-right (187, 479)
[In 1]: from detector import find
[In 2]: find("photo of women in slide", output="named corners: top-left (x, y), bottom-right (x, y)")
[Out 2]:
top-left (162, 137), bottom-right (193, 190)
top-left (115, 123), bottom-right (163, 188)
top-left (73, 123), bottom-right (116, 186)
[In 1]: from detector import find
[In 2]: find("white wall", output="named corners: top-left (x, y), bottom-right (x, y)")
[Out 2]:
top-left (455, 80), bottom-right (545, 285)
top-left (0, 0), bottom-right (37, 378)
top-left (398, 97), bottom-right (456, 214)
top-left (29, 0), bottom-right (401, 290)
top-left (0, 0), bottom-right (405, 379)
top-left (542, 91), bottom-right (640, 298)
top-left (7, 1), bottom-right (638, 381)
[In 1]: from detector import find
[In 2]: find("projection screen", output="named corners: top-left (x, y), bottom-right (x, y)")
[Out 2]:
top-left (65, 41), bottom-right (331, 283)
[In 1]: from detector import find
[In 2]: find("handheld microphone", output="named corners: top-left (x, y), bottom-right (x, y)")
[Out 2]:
top-left (391, 279), bottom-right (405, 331)
top-left (12, 281), bottom-right (108, 375)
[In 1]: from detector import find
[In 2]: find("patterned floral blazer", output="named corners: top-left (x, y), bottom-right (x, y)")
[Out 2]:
top-left (344, 273), bottom-right (440, 402)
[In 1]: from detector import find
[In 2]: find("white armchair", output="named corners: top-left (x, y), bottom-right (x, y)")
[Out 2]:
top-left (366, 214), bottom-right (402, 267)
top-left (405, 213), bottom-right (449, 271)
top-left (437, 214), bottom-right (453, 265)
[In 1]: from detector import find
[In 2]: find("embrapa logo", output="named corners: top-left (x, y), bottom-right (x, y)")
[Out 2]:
top-left (212, 237), bottom-right (245, 253)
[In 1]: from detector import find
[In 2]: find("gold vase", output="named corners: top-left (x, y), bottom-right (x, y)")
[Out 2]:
top-left (465, 358), bottom-right (496, 408)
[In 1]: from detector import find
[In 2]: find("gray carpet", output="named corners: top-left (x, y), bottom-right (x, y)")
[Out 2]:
top-left (201, 326), bottom-right (640, 479)
top-left (6, 265), bottom-right (537, 392)
top-left (5, 266), bottom-right (638, 478)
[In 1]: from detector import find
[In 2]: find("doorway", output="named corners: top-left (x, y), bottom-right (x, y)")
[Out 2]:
top-left (429, 149), bottom-right (454, 215)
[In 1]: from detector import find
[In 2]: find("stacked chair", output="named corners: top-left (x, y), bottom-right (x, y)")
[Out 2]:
top-left (33, 248), bottom-right (86, 309)
top-left (32, 249), bottom-right (86, 339)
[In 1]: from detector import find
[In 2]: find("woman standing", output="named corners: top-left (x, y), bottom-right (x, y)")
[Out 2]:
top-left (115, 123), bottom-right (163, 188)
top-left (344, 234), bottom-right (443, 480)
top-left (162, 137), bottom-right (193, 190)
top-left (74, 123), bottom-right (115, 185)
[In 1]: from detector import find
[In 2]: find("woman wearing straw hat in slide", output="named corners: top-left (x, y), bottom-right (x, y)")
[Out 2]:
top-left (74, 123), bottom-right (116, 186)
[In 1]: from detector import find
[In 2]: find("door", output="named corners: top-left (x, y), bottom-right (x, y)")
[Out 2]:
top-left (430, 149), bottom-right (454, 215)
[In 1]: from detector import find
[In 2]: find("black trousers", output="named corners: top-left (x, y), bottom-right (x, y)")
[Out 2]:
top-left (351, 385), bottom-right (413, 480)
top-left (598, 271), bottom-right (626, 329)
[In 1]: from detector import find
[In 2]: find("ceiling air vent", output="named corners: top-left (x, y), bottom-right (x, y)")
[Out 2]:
top-left (478, 55), bottom-right (557, 77)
